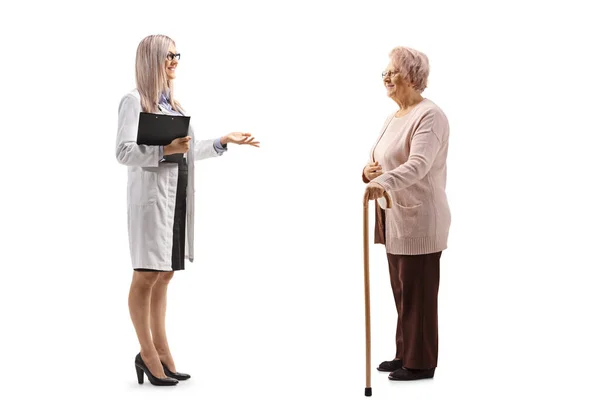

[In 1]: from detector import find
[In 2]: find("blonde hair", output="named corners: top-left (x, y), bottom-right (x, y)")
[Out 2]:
top-left (389, 46), bottom-right (430, 93)
top-left (135, 34), bottom-right (182, 113)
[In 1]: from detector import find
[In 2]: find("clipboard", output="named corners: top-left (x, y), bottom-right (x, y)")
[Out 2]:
top-left (136, 112), bottom-right (191, 146)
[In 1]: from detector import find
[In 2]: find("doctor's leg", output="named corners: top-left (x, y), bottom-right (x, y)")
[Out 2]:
top-left (128, 271), bottom-right (168, 379)
top-left (150, 271), bottom-right (177, 371)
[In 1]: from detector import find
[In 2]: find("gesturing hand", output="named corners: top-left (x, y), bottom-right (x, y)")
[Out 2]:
top-left (164, 136), bottom-right (192, 155)
top-left (363, 161), bottom-right (383, 181)
top-left (363, 182), bottom-right (386, 206)
top-left (221, 132), bottom-right (260, 147)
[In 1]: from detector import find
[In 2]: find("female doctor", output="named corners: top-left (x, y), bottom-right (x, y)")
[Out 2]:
top-left (116, 34), bottom-right (260, 386)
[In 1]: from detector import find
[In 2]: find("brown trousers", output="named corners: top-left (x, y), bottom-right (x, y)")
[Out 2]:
top-left (375, 203), bottom-right (441, 370)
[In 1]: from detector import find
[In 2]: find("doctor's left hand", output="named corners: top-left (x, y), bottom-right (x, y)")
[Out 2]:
top-left (363, 182), bottom-right (385, 205)
top-left (221, 132), bottom-right (260, 147)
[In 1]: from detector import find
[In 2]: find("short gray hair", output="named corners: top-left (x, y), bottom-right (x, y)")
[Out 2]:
top-left (389, 46), bottom-right (430, 93)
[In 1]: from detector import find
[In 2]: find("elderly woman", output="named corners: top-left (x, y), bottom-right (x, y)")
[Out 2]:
top-left (116, 34), bottom-right (259, 386)
top-left (363, 46), bottom-right (451, 381)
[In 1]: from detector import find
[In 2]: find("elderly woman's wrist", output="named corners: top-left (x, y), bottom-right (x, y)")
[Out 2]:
top-left (371, 175), bottom-right (387, 188)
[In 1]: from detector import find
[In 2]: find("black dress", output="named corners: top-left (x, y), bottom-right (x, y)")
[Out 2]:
top-left (134, 99), bottom-right (188, 273)
top-left (164, 153), bottom-right (188, 271)
top-left (134, 153), bottom-right (188, 272)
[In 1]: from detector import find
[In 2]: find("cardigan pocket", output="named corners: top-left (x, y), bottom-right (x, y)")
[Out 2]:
top-left (395, 201), bottom-right (422, 209)
top-left (128, 167), bottom-right (158, 206)
top-left (391, 188), bottom-right (422, 209)
top-left (393, 202), bottom-right (428, 237)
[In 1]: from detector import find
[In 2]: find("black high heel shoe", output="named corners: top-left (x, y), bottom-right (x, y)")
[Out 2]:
top-left (135, 353), bottom-right (179, 386)
top-left (162, 362), bottom-right (191, 381)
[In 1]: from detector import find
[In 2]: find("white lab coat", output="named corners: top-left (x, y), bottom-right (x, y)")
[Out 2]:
top-left (116, 89), bottom-right (221, 270)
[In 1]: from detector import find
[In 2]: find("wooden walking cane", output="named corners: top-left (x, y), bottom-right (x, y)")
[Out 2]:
top-left (363, 191), bottom-right (392, 397)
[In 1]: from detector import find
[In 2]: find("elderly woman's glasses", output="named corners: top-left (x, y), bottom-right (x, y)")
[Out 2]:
top-left (167, 52), bottom-right (180, 61)
top-left (382, 70), bottom-right (400, 79)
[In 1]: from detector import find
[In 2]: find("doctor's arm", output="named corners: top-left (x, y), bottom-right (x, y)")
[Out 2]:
top-left (193, 131), bottom-right (259, 161)
top-left (115, 95), bottom-right (161, 167)
top-left (193, 138), bottom-right (224, 161)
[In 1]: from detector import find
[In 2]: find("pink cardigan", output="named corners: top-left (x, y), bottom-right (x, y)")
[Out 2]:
top-left (366, 99), bottom-right (451, 255)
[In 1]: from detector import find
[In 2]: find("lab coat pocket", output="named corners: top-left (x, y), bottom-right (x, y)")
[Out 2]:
top-left (128, 167), bottom-right (158, 206)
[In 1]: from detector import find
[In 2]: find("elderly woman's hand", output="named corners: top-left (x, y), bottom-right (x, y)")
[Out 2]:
top-left (364, 182), bottom-right (386, 205)
top-left (221, 132), bottom-right (260, 147)
top-left (364, 161), bottom-right (383, 181)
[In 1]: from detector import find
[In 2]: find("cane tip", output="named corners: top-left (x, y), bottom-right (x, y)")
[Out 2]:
top-left (365, 387), bottom-right (372, 396)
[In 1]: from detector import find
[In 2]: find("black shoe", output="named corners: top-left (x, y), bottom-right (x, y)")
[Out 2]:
top-left (135, 353), bottom-right (179, 386)
top-left (162, 362), bottom-right (191, 381)
top-left (388, 367), bottom-right (435, 381)
top-left (377, 359), bottom-right (403, 372)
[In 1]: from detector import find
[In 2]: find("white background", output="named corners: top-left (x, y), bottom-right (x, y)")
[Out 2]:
top-left (1, 0), bottom-right (599, 399)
